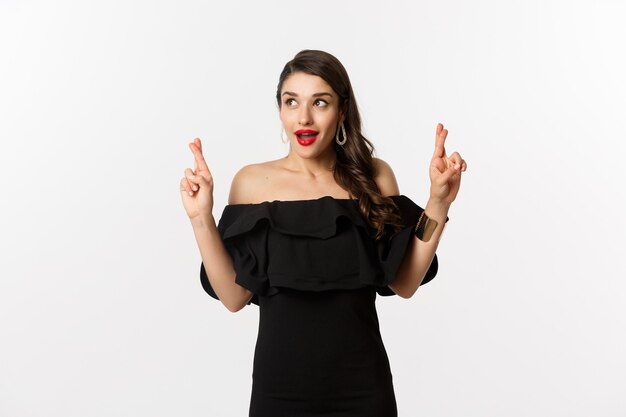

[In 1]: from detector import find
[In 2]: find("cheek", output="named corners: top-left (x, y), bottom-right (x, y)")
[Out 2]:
top-left (322, 114), bottom-right (339, 130)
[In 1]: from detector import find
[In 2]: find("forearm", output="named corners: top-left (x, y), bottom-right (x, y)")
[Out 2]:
top-left (391, 198), bottom-right (451, 298)
top-left (191, 216), bottom-right (252, 312)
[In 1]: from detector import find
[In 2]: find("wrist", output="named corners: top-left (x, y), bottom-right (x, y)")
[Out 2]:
top-left (415, 199), bottom-right (450, 243)
top-left (424, 197), bottom-right (451, 224)
top-left (190, 214), bottom-right (217, 231)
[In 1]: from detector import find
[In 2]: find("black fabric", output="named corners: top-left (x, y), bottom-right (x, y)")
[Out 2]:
top-left (200, 195), bottom-right (441, 305)
top-left (199, 195), bottom-right (442, 416)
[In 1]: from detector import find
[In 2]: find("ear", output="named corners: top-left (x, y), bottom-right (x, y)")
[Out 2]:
top-left (339, 102), bottom-right (348, 123)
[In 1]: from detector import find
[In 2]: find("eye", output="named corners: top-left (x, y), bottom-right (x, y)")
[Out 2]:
top-left (284, 98), bottom-right (297, 106)
top-left (314, 99), bottom-right (328, 107)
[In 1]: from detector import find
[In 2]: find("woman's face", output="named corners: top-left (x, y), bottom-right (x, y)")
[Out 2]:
top-left (279, 71), bottom-right (343, 159)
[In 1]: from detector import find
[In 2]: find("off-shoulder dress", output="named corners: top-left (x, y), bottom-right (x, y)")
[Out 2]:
top-left (200, 195), bottom-right (443, 417)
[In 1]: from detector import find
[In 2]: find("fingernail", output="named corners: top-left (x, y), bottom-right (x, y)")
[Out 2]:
top-left (192, 185), bottom-right (198, 191)
top-left (188, 191), bottom-right (193, 196)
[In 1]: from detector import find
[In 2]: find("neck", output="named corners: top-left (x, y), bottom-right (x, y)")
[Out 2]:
top-left (283, 146), bottom-right (337, 177)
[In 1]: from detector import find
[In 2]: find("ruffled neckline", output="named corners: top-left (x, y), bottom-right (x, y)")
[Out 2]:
top-left (216, 195), bottom-right (414, 241)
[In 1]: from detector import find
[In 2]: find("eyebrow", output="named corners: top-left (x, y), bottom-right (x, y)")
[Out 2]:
top-left (282, 91), bottom-right (333, 98)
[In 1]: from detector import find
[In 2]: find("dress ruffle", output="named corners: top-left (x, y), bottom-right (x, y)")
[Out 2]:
top-left (200, 195), bottom-right (445, 306)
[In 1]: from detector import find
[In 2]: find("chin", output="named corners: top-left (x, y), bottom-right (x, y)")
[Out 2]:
top-left (293, 143), bottom-right (333, 155)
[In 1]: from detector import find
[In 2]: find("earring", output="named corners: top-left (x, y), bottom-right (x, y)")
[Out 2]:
top-left (335, 122), bottom-right (347, 146)
top-left (281, 128), bottom-right (289, 144)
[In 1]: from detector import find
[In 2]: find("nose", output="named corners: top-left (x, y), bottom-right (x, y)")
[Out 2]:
top-left (298, 106), bottom-right (312, 125)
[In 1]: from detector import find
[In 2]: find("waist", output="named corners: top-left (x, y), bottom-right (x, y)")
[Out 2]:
top-left (256, 287), bottom-right (384, 358)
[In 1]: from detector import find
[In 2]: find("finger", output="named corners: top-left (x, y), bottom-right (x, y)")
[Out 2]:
top-left (189, 141), bottom-right (211, 175)
top-left (430, 153), bottom-right (447, 173)
top-left (434, 123), bottom-right (442, 149)
top-left (180, 178), bottom-right (194, 196)
top-left (450, 155), bottom-right (467, 172)
top-left (449, 152), bottom-right (462, 170)
top-left (192, 138), bottom-right (202, 173)
top-left (433, 126), bottom-right (448, 159)
top-left (184, 168), bottom-right (200, 190)
top-left (190, 138), bottom-right (198, 173)
top-left (436, 162), bottom-right (458, 185)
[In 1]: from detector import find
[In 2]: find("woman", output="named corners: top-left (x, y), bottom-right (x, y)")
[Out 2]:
top-left (180, 49), bottom-right (466, 416)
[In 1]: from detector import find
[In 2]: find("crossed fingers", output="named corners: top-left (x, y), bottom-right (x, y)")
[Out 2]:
top-left (190, 138), bottom-right (210, 174)
top-left (180, 138), bottom-right (211, 195)
top-left (434, 123), bottom-right (467, 172)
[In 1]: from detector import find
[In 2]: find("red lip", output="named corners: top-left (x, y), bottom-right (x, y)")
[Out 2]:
top-left (295, 129), bottom-right (318, 146)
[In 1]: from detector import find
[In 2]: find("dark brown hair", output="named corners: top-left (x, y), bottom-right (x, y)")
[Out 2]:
top-left (275, 49), bottom-right (403, 239)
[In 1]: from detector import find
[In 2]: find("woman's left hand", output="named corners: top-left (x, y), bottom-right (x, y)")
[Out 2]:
top-left (429, 123), bottom-right (467, 205)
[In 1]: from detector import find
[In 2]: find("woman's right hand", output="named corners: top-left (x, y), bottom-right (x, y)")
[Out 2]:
top-left (180, 138), bottom-right (214, 223)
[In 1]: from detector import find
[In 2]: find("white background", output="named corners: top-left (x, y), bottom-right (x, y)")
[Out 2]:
top-left (1, 0), bottom-right (625, 416)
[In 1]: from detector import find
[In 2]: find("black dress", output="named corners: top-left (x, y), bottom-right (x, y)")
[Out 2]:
top-left (200, 195), bottom-right (442, 417)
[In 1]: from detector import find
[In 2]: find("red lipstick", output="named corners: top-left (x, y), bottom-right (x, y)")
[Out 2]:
top-left (295, 129), bottom-right (319, 146)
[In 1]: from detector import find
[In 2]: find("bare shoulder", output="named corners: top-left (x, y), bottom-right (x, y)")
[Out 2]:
top-left (228, 161), bottom-right (278, 205)
top-left (372, 157), bottom-right (400, 197)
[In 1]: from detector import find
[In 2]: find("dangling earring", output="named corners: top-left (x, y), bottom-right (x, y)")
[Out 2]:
top-left (281, 128), bottom-right (289, 144)
top-left (335, 122), bottom-right (347, 146)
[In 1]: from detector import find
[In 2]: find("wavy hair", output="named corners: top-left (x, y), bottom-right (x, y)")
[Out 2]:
top-left (275, 49), bottom-right (403, 239)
